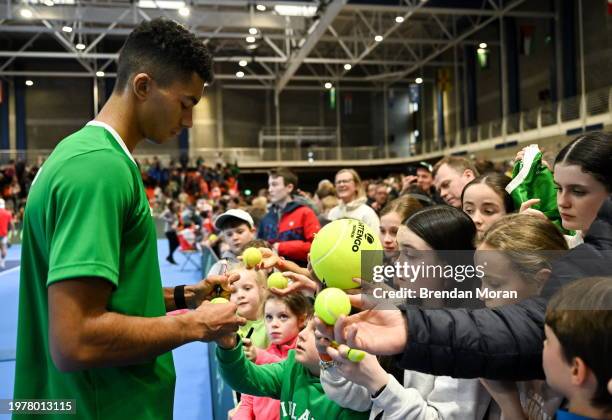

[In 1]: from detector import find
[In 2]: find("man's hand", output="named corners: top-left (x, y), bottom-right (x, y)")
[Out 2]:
top-left (216, 333), bottom-right (238, 350)
top-left (186, 273), bottom-right (240, 308)
top-left (401, 175), bottom-right (418, 192)
top-left (188, 300), bottom-right (246, 342)
top-left (314, 305), bottom-right (408, 356)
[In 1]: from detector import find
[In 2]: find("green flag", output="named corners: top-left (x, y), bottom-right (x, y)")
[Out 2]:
top-left (506, 145), bottom-right (571, 234)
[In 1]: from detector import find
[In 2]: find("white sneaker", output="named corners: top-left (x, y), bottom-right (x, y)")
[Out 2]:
top-left (0, 260), bottom-right (5, 269)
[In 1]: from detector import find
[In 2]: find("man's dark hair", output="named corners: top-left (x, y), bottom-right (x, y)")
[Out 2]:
top-left (115, 18), bottom-right (214, 91)
top-left (269, 167), bottom-right (298, 191)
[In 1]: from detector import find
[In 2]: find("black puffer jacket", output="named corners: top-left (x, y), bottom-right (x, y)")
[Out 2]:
top-left (398, 197), bottom-right (612, 380)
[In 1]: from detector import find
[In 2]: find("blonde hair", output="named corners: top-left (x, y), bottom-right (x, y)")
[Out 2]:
top-left (321, 195), bottom-right (338, 212)
top-left (481, 214), bottom-right (568, 283)
top-left (229, 264), bottom-right (268, 318)
top-left (336, 168), bottom-right (365, 200)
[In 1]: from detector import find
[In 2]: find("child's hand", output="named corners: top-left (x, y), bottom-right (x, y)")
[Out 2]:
top-left (242, 338), bottom-right (257, 362)
top-left (326, 343), bottom-right (388, 395)
top-left (519, 199), bottom-right (547, 221)
top-left (269, 272), bottom-right (321, 296)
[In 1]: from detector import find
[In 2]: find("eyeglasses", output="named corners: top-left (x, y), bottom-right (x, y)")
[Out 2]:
top-left (335, 179), bottom-right (354, 185)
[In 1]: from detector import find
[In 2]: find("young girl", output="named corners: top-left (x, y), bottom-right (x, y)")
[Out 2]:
top-left (476, 213), bottom-right (569, 419)
top-left (461, 173), bottom-right (514, 241)
top-left (229, 265), bottom-right (269, 350)
top-left (233, 294), bottom-right (313, 420)
top-left (319, 206), bottom-right (490, 419)
top-left (379, 195), bottom-right (423, 259)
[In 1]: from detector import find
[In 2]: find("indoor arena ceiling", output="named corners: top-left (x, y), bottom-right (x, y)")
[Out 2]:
top-left (0, 0), bottom-right (555, 91)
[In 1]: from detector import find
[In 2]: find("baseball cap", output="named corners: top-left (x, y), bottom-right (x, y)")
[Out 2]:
top-left (415, 161), bottom-right (433, 173)
top-left (214, 209), bottom-right (254, 230)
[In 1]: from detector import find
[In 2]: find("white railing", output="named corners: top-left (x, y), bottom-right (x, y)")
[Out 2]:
top-left (2, 87), bottom-right (611, 167)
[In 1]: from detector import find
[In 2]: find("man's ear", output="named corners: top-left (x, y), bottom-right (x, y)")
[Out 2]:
top-left (132, 73), bottom-right (152, 101)
top-left (463, 169), bottom-right (476, 180)
top-left (534, 268), bottom-right (552, 290)
top-left (286, 183), bottom-right (295, 194)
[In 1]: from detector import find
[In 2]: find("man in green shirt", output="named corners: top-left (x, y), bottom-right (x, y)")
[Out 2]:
top-left (13, 19), bottom-right (245, 419)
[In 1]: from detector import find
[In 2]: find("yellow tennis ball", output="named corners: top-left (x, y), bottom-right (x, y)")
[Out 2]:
top-left (210, 297), bottom-right (229, 304)
top-left (242, 247), bottom-right (262, 268)
top-left (208, 234), bottom-right (218, 242)
top-left (347, 348), bottom-right (366, 362)
top-left (267, 272), bottom-right (288, 289)
top-left (310, 219), bottom-right (383, 289)
top-left (314, 288), bottom-right (351, 325)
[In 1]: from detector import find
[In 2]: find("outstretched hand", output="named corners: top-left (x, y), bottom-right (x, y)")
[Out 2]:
top-left (268, 271), bottom-right (321, 296)
top-left (187, 273), bottom-right (240, 308)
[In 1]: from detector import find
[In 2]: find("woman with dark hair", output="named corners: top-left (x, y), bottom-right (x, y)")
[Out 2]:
top-left (462, 173), bottom-right (514, 241)
top-left (553, 132), bottom-right (611, 246)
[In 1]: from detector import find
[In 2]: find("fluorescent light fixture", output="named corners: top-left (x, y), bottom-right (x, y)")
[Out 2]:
top-left (75, 43), bottom-right (86, 50)
top-left (374, 35), bottom-right (383, 42)
top-left (238, 60), bottom-right (248, 67)
top-left (343, 63), bottom-right (352, 71)
top-left (246, 44), bottom-right (258, 50)
top-left (249, 27), bottom-right (258, 35)
top-left (25, 80), bottom-right (34, 86)
top-left (477, 48), bottom-right (486, 54)
top-left (138, 0), bottom-right (185, 10)
top-left (415, 77), bottom-right (423, 84)
top-left (274, 4), bottom-right (317, 17)
top-left (178, 6), bottom-right (190, 16)
top-left (236, 71), bottom-right (245, 78)
top-left (479, 42), bottom-right (487, 49)
top-left (395, 16), bottom-right (404, 23)
top-left (96, 71), bottom-right (105, 77)
top-left (62, 26), bottom-right (73, 33)
top-left (256, 4), bottom-right (266, 11)
top-left (20, 9), bottom-right (33, 18)
top-left (324, 82), bottom-right (332, 89)
top-left (246, 36), bottom-right (256, 43)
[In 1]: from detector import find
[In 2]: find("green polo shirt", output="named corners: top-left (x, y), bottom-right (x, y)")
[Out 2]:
top-left (13, 122), bottom-right (175, 419)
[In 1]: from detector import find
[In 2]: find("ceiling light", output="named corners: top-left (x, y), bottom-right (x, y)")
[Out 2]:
top-left (256, 4), bottom-right (266, 12)
top-left (249, 27), bottom-right (258, 35)
top-left (75, 43), bottom-right (86, 50)
top-left (415, 77), bottom-right (423, 84)
top-left (236, 71), bottom-right (245, 78)
top-left (178, 6), bottom-right (190, 17)
top-left (343, 63), bottom-right (352, 71)
top-left (43, 0), bottom-right (55, 6)
top-left (138, 0), bottom-right (186, 9)
top-left (246, 44), bottom-right (258, 50)
top-left (25, 80), bottom-right (34, 87)
top-left (246, 36), bottom-right (256, 43)
top-left (62, 26), bottom-right (73, 33)
top-left (238, 60), bottom-right (248, 67)
top-left (20, 9), bottom-right (33, 18)
top-left (374, 35), bottom-right (383, 42)
top-left (96, 71), bottom-right (105, 77)
top-left (324, 82), bottom-right (332, 89)
top-left (479, 42), bottom-right (487, 49)
top-left (274, 4), bottom-right (317, 17)
top-left (477, 48), bottom-right (486, 54)
top-left (395, 16), bottom-right (404, 23)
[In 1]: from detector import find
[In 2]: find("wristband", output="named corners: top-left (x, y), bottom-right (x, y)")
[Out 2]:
top-left (174, 285), bottom-right (187, 309)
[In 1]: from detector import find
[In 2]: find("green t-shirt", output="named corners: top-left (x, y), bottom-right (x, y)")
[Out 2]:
top-left (13, 122), bottom-right (175, 419)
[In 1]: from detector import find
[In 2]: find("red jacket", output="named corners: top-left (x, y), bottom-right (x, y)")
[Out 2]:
top-left (257, 201), bottom-right (320, 264)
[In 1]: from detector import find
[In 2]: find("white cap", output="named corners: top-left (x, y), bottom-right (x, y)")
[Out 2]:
top-left (0, 199), bottom-right (5, 209)
top-left (214, 209), bottom-right (254, 230)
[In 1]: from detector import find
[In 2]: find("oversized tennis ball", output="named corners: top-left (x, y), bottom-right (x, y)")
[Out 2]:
top-left (310, 219), bottom-right (383, 289)
top-left (314, 288), bottom-right (351, 325)
top-left (210, 297), bottom-right (229, 304)
top-left (242, 247), bottom-right (262, 268)
top-left (267, 272), bottom-right (288, 289)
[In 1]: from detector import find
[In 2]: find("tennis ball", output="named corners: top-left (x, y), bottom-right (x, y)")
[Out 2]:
top-left (267, 272), bottom-right (288, 289)
top-left (347, 348), bottom-right (366, 362)
top-left (310, 219), bottom-right (383, 289)
top-left (208, 234), bottom-right (218, 243)
top-left (314, 288), bottom-right (351, 325)
top-left (242, 247), bottom-right (262, 268)
top-left (210, 297), bottom-right (229, 304)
